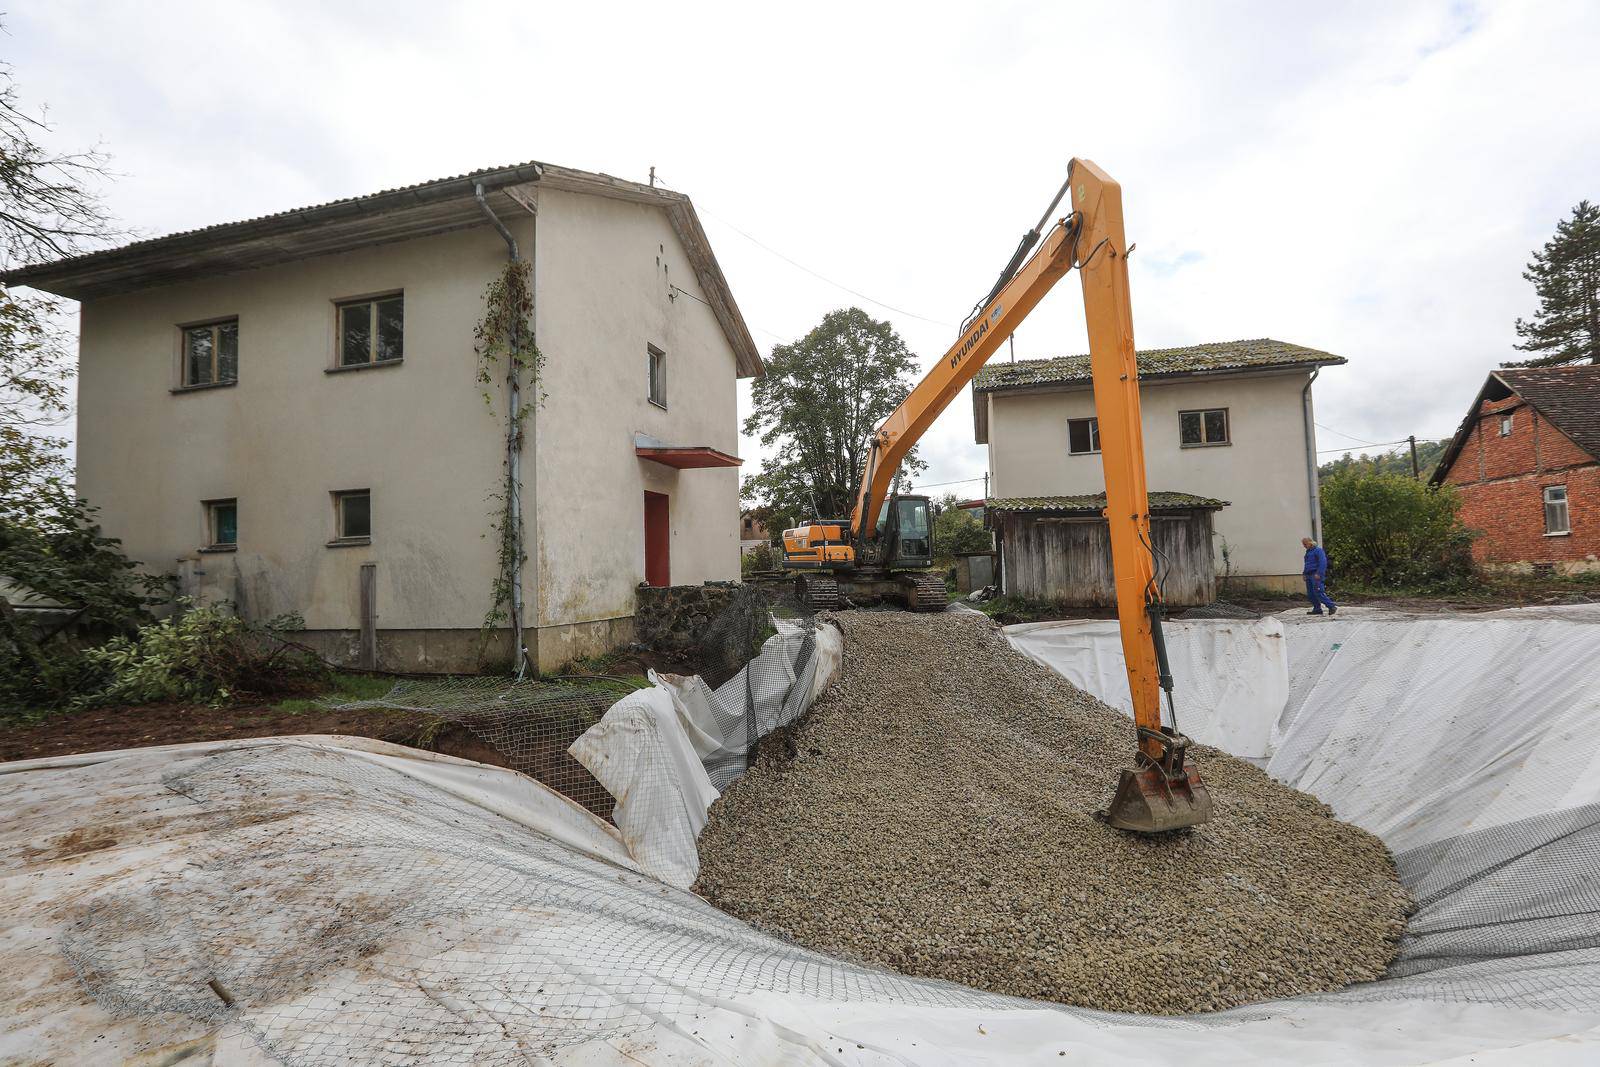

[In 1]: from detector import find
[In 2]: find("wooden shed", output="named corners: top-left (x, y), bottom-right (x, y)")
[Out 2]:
top-left (987, 493), bottom-right (1227, 607)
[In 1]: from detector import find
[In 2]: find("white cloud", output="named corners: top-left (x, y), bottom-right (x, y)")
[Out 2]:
top-left (9, 0), bottom-right (1598, 493)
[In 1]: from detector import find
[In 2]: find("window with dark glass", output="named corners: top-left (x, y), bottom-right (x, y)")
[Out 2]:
top-left (182, 320), bottom-right (239, 387)
top-left (1067, 417), bottom-right (1101, 455)
top-left (205, 499), bottom-right (237, 549)
top-left (1179, 408), bottom-right (1230, 446)
top-left (333, 490), bottom-right (371, 541)
top-left (338, 295), bottom-right (403, 367)
top-left (647, 344), bottom-right (666, 407)
top-left (1544, 485), bottom-right (1570, 535)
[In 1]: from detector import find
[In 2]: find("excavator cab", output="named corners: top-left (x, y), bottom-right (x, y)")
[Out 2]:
top-left (878, 494), bottom-right (934, 570)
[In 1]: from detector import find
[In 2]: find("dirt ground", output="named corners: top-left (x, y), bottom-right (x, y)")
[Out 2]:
top-left (0, 698), bottom-right (508, 767)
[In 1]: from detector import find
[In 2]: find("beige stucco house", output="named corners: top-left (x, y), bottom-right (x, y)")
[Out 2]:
top-left (973, 339), bottom-right (1345, 590)
top-left (5, 161), bottom-right (763, 672)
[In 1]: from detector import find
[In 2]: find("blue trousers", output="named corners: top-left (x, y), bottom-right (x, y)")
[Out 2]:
top-left (1304, 575), bottom-right (1336, 613)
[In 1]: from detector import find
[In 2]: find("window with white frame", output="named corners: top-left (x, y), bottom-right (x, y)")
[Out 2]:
top-left (1544, 485), bottom-right (1570, 535)
top-left (182, 319), bottom-right (239, 387)
top-left (204, 499), bottom-right (237, 549)
top-left (337, 294), bottom-right (403, 367)
top-left (1179, 408), bottom-right (1230, 447)
top-left (647, 344), bottom-right (666, 408)
top-left (1499, 412), bottom-right (1514, 437)
top-left (1067, 417), bottom-right (1100, 455)
top-left (332, 489), bottom-right (371, 543)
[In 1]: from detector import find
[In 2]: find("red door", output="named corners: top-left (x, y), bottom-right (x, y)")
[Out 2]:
top-left (644, 491), bottom-right (670, 587)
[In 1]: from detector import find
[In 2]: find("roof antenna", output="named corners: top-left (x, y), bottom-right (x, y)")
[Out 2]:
top-left (648, 166), bottom-right (656, 188)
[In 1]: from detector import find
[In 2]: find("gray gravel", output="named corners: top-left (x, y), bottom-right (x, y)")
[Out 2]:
top-left (693, 609), bottom-right (1411, 1015)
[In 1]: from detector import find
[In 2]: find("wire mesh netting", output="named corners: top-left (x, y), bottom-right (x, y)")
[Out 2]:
top-left (21, 602), bottom-right (1600, 1062)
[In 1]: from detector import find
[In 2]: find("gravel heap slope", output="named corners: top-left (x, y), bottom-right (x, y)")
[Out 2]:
top-left (693, 610), bottom-right (1410, 1015)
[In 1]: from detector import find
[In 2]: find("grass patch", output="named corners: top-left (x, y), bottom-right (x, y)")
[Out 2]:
top-left (273, 672), bottom-right (395, 714)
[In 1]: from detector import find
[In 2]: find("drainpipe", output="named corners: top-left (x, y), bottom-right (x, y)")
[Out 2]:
top-left (475, 181), bottom-right (532, 677)
top-left (1301, 367), bottom-right (1322, 542)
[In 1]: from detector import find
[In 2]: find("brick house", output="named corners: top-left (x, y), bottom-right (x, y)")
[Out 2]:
top-left (1431, 365), bottom-right (1600, 573)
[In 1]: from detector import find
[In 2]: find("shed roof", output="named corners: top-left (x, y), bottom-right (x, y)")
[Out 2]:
top-left (1431, 363), bottom-right (1600, 484)
top-left (973, 338), bottom-right (1344, 394)
top-left (987, 492), bottom-right (1228, 515)
top-left (1, 160), bottom-right (763, 378)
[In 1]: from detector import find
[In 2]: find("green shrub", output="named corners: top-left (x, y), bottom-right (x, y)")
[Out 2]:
top-left (77, 602), bottom-right (326, 708)
top-left (742, 542), bottom-right (778, 575)
top-left (1320, 471), bottom-right (1476, 588)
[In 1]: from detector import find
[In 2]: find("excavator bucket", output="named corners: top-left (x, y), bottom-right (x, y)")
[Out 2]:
top-left (1104, 764), bottom-right (1214, 834)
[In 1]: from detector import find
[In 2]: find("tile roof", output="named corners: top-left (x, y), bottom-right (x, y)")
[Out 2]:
top-left (0, 160), bottom-right (763, 377)
top-left (1432, 363), bottom-right (1600, 484)
top-left (973, 338), bottom-right (1345, 393)
top-left (987, 492), bottom-right (1228, 514)
top-left (1495, 364), bottom-right (1600, 460)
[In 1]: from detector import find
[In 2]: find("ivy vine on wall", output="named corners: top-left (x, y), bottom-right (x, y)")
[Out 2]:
top-left (474, 258), bottom-right (545, 652)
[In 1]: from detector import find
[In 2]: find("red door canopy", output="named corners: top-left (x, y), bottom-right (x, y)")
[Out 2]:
top-left (644, 491), bottom-right (670, 587)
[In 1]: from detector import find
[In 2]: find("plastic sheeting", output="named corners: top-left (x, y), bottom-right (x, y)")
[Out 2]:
top-left (4, 607), bottom-right (1600, 1064)
top-left (569, 618), bottom-right (843, 888)
top-left (1005, 616), bottom-right (1289, 758)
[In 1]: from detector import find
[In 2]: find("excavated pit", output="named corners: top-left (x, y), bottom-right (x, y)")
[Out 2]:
top-left (693, 610), bottom-right (1411, 1015)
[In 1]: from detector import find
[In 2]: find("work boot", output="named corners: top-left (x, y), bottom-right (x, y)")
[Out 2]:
top-left (1329, 605), bottom-right (1338, 615)
top-left (1307, 610), bottom-right (1324, 615)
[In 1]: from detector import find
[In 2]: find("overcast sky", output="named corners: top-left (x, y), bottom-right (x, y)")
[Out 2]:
top-left (10, 1), bottom-right (1599, 497)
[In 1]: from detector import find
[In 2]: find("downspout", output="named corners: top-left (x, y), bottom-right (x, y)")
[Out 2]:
top-left (475, 182), bottom-right (531, 678)
top-left (1301, 367), bottom-right (1322, 542)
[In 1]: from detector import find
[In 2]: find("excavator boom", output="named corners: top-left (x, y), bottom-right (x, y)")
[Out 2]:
top-left (812, 159), bottom-right (1212, 833)
top-left (849, 187), bottom-right (1077, 541)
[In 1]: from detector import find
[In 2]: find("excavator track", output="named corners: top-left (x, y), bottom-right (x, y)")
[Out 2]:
top-left (794, 574), bottom-right (841, 614)
top-left (900, 572), bottom-right (949, 612)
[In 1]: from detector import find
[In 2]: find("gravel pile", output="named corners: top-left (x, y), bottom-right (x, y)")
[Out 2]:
top-left (693, 610), bottom-right (1411, 1015)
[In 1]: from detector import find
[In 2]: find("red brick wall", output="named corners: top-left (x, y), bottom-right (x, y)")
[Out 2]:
top-left (1443, 397), bottom-right (1599, 565)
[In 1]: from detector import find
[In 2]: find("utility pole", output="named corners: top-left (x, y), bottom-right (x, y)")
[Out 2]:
top-left (1408, 435), bottom-right (1420, 479)
top-left (984, 471), bottom-right (990, 500)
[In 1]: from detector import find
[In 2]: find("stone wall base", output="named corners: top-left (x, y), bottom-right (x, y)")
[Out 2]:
top-left (298, 617), bottom-right (639, 675)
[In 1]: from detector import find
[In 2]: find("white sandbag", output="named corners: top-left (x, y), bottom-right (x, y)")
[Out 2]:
top-left (1004, 616), bottom-right (1289, 757)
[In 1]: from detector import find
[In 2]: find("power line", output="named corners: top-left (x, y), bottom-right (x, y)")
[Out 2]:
top-left (1313, 422), bottom-right (1403, 447)
top-left (654, 172), bottom-right (954, 328)
top-left (907, 475), bottom-right (988, 491)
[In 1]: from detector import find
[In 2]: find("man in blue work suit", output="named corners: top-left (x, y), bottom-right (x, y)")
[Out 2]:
top-left (1301, 537), bottom-right (1337, 615)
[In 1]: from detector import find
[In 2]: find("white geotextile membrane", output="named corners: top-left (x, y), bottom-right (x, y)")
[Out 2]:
top-left (3, 607), bottom-right (1600, 1064)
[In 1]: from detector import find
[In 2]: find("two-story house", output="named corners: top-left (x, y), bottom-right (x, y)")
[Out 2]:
top-left (3, 161), bottom-right (763, 673)
top-left (972, 339), bottom-right (1346, 591)
top-left (1431, 364), bottom-right (1598, 573)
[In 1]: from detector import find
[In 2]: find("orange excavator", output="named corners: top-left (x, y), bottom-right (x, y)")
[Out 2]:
top-left (782, 159), bottom-right (1214, 833)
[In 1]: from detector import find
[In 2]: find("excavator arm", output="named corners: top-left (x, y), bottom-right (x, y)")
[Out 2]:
top-left (842, 158), bottom-right (1213, 833)
top-left (849, 181), bottom-right (1077, 542)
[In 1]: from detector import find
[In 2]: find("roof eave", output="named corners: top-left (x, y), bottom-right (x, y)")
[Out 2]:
top-left (975, 357), bottom-right (1347, 396)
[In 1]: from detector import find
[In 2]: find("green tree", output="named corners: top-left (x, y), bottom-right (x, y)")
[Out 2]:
top-left (743, 307), bottom-right (925, 521)
top-left (1318, 439), bottom-right (1450, 482)
top-left (1319, 470), bottom-right (1475, 588)
top-left (0, 54), bottom-right (123, 519)
top-left (931, 493), bottom-right (992, 563)
top-left (1514, 200), bottom-right (1600, 366)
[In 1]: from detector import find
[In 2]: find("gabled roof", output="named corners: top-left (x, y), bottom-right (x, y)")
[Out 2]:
top-left (1431, 363), bottom-right (1600, 484)
top-left (972, 338), bottom-right (1343, 443)
top-left (1, 160), bottom-right (763, 378)
top-left (973, 338), bottom-right (1344, 394)
top-left (987, 492), bottom-right (1228, 515)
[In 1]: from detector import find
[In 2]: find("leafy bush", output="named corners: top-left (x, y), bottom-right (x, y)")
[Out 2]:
top-left (77, 603), bottom-right (326, 708)
top-left (0, 493), bottom-right (167, 710)
top-left (1320, 471), bottom-right (1476, 588)
top-left (741, 542), bottom-right (778, 575)
top-left (932, 494), bottom-right (992, 566)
